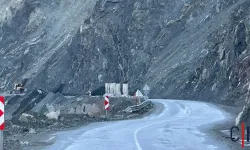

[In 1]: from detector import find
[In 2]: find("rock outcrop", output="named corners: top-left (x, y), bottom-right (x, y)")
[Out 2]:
top-left (0, 0), bottom-right (250, 106)
top-left (236, 83), bottom-right (250, 126)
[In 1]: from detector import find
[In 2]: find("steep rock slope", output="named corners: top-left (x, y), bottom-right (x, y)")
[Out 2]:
top-left (0, 0), bottom-right (98, 94)
top-left (147, 0), bottom-right (250, 105)
top-left (0, 0), bottom-right (250, 106)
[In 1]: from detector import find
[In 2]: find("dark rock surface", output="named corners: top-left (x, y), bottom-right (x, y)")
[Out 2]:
top-left (1, 0), bottom-right (250, 107)
top-left (5, 89), bottom-right (47, 120)
top-left (2, 1), bottom-right (250, 149)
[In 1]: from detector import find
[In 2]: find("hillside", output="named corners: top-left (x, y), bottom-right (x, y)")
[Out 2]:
top-left (0, 0), bottom-right (250, 106)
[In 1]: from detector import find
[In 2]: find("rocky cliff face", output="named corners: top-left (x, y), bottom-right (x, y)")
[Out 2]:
top-left (0, 0), bottom-right (250, 106)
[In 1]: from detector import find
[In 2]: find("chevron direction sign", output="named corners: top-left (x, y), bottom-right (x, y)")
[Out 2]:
top-left (0, 96), bottom-right (4, 130)
top-left (104, 96), bottom-right (110, 110)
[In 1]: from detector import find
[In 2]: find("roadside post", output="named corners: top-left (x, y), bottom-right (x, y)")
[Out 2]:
top-left (104, 96), bottom-right (110, 118)
top-left (0, 96), bottom-right (4, 150)
top-left (143, 84), bottom-right (150, 100)
top-left (134, 89), bottom-right (143, 104)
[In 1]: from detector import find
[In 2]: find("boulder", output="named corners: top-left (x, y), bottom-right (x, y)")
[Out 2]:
top-left (29, 128), bottom-right (36, 134)
top-left (12, 89), bottom-right (48, 118)
top-left (31, 92), bottom-right (67, 114)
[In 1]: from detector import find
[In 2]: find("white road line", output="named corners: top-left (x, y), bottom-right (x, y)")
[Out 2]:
top-left (133, 103), bottom-right (191, 150)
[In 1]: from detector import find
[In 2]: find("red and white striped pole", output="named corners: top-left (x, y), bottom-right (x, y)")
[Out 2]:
top-left (104, 96), bottom-right (110, 117)
top-left (0, 96), bottom-right (4, 150)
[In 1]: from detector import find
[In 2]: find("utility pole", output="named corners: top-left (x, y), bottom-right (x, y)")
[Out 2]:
top-left (106, 109), bottom-right (108, 118)
top-left (0, 131), bottom-right (2, 150)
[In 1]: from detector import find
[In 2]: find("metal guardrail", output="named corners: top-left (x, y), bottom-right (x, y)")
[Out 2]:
top-left (124, 100), bottom-right (151, 113)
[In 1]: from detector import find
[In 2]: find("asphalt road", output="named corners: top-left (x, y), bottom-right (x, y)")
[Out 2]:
top-left (44, 99), bottom-right (231, 150)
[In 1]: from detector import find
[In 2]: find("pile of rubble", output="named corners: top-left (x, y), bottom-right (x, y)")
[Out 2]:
top-left (3, 89), bottom-right (154, 150)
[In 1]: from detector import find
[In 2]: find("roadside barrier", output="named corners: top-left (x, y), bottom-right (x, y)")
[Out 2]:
top-left (124, 100), bottom-right (151, 113)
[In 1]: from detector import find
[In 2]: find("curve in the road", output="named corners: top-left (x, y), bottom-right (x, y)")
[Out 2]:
top-left (44, 99), bottom-right (229, 150)
top-left (134, 101), bottom-right (191, 150)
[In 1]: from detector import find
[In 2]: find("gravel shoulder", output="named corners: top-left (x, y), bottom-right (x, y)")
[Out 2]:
top-left (13, 102), bottom-right (155, 150)
top-left (200, 103), bottom-right (243, 150)
top-left (5, 99), bottom-right (243, 150)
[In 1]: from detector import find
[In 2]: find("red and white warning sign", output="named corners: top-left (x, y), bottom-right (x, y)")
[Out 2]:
top-left (104, 96), bottom-right (110, 110)
top-left (0, 96), bottom-right (4, 130)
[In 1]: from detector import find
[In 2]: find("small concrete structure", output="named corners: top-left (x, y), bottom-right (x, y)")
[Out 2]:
top-left (122, 84), bottom-right (129, 96)
top-left (105, 83), bottom-right (110, 94)
top-left (115, 84), bottom-right (121, 96)
top-left (105, 83), bottom-right (129, 97)
top-left (110, 83), bottom-right (116, 95)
